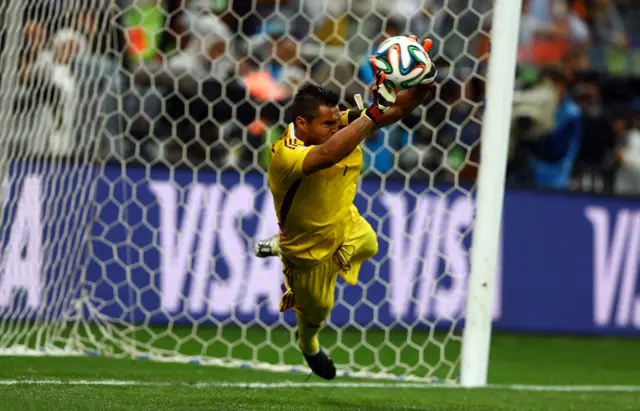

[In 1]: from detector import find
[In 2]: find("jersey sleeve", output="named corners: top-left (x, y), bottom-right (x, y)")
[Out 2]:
top-left (339, 109), bottom-right (366, 127)
top-left (270, 141), bottom-right (313, 183)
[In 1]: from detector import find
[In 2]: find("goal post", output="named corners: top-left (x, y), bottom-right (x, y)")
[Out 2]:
top-left (0, 0), bottom-right (521, 384)
top-left (461, 0), bottom-right (523, 387)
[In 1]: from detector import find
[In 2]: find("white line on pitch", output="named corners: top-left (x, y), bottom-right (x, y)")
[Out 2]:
top-left (1, 379), bottom-right (640, 392)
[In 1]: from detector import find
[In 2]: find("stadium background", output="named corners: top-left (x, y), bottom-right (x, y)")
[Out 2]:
top-left (6, 0), bottom-right (640, 192)
top-left (1, 1), bottom-right (640, 410)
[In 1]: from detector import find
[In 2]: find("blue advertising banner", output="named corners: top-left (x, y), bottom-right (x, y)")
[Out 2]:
top-left (0, 161), bottom-right (639, 335)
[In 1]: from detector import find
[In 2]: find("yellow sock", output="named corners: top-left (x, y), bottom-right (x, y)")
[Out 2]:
top-left (296, 313), bottom-right (321, 355)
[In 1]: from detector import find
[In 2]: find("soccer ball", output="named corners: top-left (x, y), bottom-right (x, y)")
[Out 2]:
top-left (372, 36), bottom-right (432, 90)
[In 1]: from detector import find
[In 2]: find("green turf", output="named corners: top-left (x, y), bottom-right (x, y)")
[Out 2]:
top-left (1, 331), bottom-right (640, 410)
top-left (17, 323), bottom-right (462, 381)
top-left (2, 382), bottom-right (638, 411)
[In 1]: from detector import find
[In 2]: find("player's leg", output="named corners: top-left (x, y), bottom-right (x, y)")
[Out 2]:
top-left (288, 217), bottom-right (376, 379)
top-left (339, 215), bottom-right (378, 285)
top-left (253, 209), bottom-right (374, 261)
top-left (254, 234), bottom-right (280, 258)
top-left (296, 312), bottom-right (336, 380)
top-left (291, 265), bottom-right (337, 354)
top-left (280, 259), bottom-right (339, 379)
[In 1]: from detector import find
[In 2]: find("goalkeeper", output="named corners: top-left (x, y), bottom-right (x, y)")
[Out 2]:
top-left (256, 36), bottom-right (436, 380)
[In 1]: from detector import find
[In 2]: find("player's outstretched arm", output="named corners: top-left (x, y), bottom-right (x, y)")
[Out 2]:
top-left (371, 83), bottom-right (433, 132)
top-left (301, 35), bottom-right (436, 175)
top-left (301, 73), bottom-right (397, 175)
top-left (301, 115), bottom-right (377, 175)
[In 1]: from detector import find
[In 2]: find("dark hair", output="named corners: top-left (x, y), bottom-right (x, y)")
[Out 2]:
top-left (291, 83), bottom-right (340, 122)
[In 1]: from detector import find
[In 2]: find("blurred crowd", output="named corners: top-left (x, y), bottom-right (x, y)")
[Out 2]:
top-left (1, 0), bottom-right (640, 195)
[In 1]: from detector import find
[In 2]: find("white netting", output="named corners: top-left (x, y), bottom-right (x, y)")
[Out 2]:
top-left (0, 0), bottom-right (496, 383)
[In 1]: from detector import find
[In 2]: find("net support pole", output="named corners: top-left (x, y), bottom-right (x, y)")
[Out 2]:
top-left (460, 0), bottom-right (522, 388)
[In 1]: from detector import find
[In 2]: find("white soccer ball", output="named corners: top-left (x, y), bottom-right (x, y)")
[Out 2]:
top-left (372, 36), bottom-right (432, 90)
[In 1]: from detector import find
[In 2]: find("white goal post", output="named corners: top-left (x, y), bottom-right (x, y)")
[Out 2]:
top-left (0, 0), bottom-right (521, 385)
top-left (461, 0), bottom-right (523, 387)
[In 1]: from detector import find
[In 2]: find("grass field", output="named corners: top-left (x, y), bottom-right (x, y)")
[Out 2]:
top-left (1, 329), bottom-right (640, 410)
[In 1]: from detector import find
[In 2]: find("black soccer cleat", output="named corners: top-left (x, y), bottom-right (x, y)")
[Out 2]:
top-left (254, 236), bottom-right (279, 258)
top-left (302, 348), bottom-right (337, 380)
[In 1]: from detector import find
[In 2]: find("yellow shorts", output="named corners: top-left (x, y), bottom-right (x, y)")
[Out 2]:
top-left (279, 215), bottom-right (378, 325)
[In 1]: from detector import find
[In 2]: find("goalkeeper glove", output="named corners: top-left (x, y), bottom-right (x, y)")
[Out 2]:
top-left (408, 36), bottom-right (437, 88)
top-left (364, 63), bottom-right (397, 123)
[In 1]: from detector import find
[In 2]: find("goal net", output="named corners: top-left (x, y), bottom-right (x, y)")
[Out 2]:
top-left (0, 0), bottom-right (500, 383)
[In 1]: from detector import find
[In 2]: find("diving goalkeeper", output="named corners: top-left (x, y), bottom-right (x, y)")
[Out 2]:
top-left (256, 37), bottom-right (436, 380)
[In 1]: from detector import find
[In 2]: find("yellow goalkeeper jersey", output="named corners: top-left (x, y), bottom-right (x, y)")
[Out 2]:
top-left (268, 110), bottom-right (364, 266)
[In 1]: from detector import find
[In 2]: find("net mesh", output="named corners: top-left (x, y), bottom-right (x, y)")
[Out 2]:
top-left (0, 0), bottom-right (496, 383)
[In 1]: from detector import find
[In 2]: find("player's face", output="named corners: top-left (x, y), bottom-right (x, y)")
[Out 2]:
top-left (306, 105), bottom-right (341, 145)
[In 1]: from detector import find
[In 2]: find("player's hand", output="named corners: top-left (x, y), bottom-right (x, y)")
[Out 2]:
top-left (409, 35), bottom-right (437, 88)
top-left (372, 71), bottom-right (398, 110)
top-left (364, 61), bottom-right (397, 123)
top-left (369, 58), bottom-right (397, 110)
